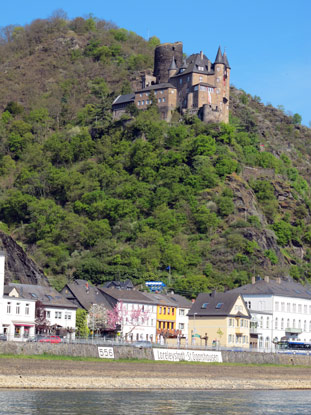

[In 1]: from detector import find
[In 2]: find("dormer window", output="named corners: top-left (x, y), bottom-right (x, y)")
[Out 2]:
top-left (180, 68), bottom-right (185, 73)
top-left (198, 66), bottom-right (204, 71)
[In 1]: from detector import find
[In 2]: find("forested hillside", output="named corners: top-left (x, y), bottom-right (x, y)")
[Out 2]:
top-left (1, 14), bottom-right (311, 297)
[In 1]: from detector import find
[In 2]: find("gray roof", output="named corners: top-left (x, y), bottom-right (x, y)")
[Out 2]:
top-left (169, 56), bottom-right (177, 70)
top-left (112, 93), bottom-right (135, 106)
top-left (192, 82), bottom-right (215, 88)
top-left (188, 291), bottom-right (250, 318)
top-left (229, 278), bottom-right (311, 300)
top-left (61, 280), bottom-right (112, 311)
top-left (171, 53), bottom-right (214, 77)
top-left (223, 51), bottom-right (230, 69)
top-left (214, 46), bottom-right (224, 64)
top-left (99, 288), bottom-right (156, 305)
top-left (143, 292), bottom-right (179, 307)
top-left (136, 82), bottom-right (177, 93)
top-left (102, 279), bottom-right (134, 290)
top-left (7, 283), bottom-right (77, 309)
top-left (166, 293), bottom-right (192, 308)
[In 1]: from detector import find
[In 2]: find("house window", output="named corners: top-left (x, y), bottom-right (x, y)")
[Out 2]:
top-left (293, 319), bottom-right (296, 328)
top-left (172, 308), bottom-right (174, 315)
top-left (163, 307), bottom-right (166, 315)
top-left (46, 311), bottom-right (51, 318)
top-left (281, 318), bottom-right (284, 330)
top-left (260, 316), bottom-right (263, 328)
top-left (179, 309), bottom-right (185, 316)
top-left (168, 308), bottom-right (170, 315)
top-left (298, 320), bottom-right (301, 328)
top-left (298, 304), bottom-right (302, 313)
top-left (7, 302), bottom-right (11, 314)
top-left (275, 318), bottom-right (278, 330)
top-left (275, 302), bottom-right (279, 311)
top-left (287, 318), bottom-right (290, 328)
top-left (293, 304), bottom-right (296, 313)
top-left (159, 307), bottom-right (162, 314)
top-left (304, 320), bottom-right (307, 331)
top-left (16, 303), bottom-right (20, 315)
top-left (179, 323), bottom-right (184, 330)
top-left (266, 318), bottom-right (269, 329)
top-left (304, 305), bottom-right (307, 314)
top-left (259, 336), bottom-right (263, 348)
top-left (25, 303), bottom-right (30, 315)
top-left (248, 301), bottom-right (251, 309)
top-left (201, 303), bottom-right (208, 309)
top-left (281, 302), bottom-right (285, 312)
top-left (265, 337), bottom-right (270, 349)
top-left (287, 303), bottom-right (290, 312)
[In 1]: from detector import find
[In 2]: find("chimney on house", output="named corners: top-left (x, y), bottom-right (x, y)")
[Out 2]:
top-left (200, 51), bottom-right (203, 60)
top-left (0, 251), bottom-right (5, 299)
top-left (264, 276), bottom-right (270, 283)
top-left (251, 276), bottom-right (256, 285)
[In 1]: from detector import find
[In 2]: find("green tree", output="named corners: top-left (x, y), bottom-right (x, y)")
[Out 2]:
top-left (76, 308), bottom-right (90, 338)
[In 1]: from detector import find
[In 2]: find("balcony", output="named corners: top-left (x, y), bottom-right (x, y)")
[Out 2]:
top-left (156, 328), bottom-right (181, 338)
top-left (250, 326), bottom-right (261, 334)
top-left (285, 327), bottom-right (302, 334)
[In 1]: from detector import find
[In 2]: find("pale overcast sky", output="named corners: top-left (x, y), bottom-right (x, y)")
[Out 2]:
top-left (1, 0), bottom-right (311, 125)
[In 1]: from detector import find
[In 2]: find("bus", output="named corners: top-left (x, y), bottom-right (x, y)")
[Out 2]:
top-left (276, 340), bottom-right (311, 351)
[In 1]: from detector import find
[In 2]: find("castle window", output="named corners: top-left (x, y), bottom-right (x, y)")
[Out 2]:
top-left (187, 76), bottom-right (190, 82)
top-left (199, 76), bottom-right (203, 82)
top-left (158, 98), bottom-right (162, 103)
top-left (194, 86), bottom-right (198, 91)
top-left (179, 78), bottom-right (182, 85)
top-left (140, 93), bottom-right (142, 97)
top-left (198, 66), bottom-right (204, 71)
top-left (137, 101), bottom-right (141, 106)
top-left (146, 100), bottom-right (149, 105)
top-left (142, 100), bottom-right (145, 105)
top-left (200, 86), bottom-right (207, 91)
top-left (216, 88), bottom-right (220, 94)
top-left (154, 91), bottom-right (157, 95)
top-left (208, 88), bottom-right (213, 93)
top-left (163, 97), bottom-right (166, 102)
top-left (216, 77), bottom-right (220, 83)
top-left (160, 90), bottom-right (163, 94)
top-left (146, 92), bottom-right (149, 96)
top-left (180, 68), bottom-right (185, 73)
top-left (171, 90), bottom-right (174, 94)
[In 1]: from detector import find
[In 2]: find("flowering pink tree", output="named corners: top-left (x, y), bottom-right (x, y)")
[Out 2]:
top-left (107, 301), bottom-right (150, 340)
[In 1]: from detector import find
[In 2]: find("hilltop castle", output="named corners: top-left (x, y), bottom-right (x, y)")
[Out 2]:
top-left (112, 41), bottom-right (230, 123)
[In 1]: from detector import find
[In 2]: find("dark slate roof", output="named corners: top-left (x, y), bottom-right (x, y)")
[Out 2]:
top-left (102, 279), bottom-right (134, 290)
top-left (169, 56), bottom-right (177, 70)
top-left (61, 280), bottom-right (112, 311)
top-left (223, 51), bottom-right (231, 69)
top-left (7, 283), bottom-right (77, 309)
top-left (229, 278), bottom-right (311, 300)
top-left (143, 292), bottom-right (179, 307)
top-left (214, 46), bottom-right (224, 64)
top-left (188, 291), bottom-right (250, 318)
top-left (192, 82), bottom-right (215, 88)
top-left (112, 93), bottom-right (135, 106)
top-left (136, 82), bottom-right (176, 93)
top-left (166, 293), bottom-right (192, 308)
top-left (172, 53), bottom-right (213, 77)
top-left (99, 288), bottom-right (156, 305)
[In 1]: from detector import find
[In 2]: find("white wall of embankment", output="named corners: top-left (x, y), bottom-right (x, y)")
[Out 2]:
top-left (0, 343), bottom-right (310, 366)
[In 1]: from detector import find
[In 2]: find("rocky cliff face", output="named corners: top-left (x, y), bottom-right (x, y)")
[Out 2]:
top-left (0, 232), bottom-right (49, 286)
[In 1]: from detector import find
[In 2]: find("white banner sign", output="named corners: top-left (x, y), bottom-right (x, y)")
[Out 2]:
top-left (98, 347), bottom-right (114, 359)
top-left (153, 348), bottom-right (222, 363)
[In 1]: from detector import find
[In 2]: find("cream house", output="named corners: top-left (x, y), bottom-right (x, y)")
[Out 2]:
top-left (188, 291), bottom-right (251, 349)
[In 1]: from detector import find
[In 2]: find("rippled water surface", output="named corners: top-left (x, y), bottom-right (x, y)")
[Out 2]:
top-left (1, 390), bottom-right (311, 415)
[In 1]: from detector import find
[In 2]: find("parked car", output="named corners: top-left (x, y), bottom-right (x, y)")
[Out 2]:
top-left (38, 336), bottom-right (62, 344)
top-left (132, 341), bottom-right (152, 349)
top-left (0, 334), bottom-right (7, 341)
top-left (27, 335), bottom-right (45, 342)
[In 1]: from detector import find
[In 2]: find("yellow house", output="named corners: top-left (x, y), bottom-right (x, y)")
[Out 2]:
top-left (188, 291), bottom-right (251, 349)
top-left (143, 293), bottom-right (179, 343)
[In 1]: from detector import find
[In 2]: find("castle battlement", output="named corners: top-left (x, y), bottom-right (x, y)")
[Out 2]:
top-left (112, 41), bottom-right (230, 123)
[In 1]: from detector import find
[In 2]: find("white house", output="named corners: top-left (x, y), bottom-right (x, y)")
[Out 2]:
top-left (231, 276), bottom-right (311, 352)
top-left (166, 293), bottom-right (192, 343)
top-left (100, 288), bottom-right (157, 342)
top-left (0, 251), bottom-right (77, 341)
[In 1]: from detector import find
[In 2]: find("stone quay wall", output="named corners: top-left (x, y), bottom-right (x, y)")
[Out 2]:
top-left (1, 341), bottom-right (311, 365)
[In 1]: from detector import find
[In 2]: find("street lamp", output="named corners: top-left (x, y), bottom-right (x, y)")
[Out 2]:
top-left (193, 313), bottom-right (197, 345)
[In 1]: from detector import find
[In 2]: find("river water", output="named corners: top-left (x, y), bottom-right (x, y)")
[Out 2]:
top-left (1, 390), bottom-right (311, 414)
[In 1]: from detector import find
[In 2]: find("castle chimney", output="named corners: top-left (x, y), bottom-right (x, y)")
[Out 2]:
top-left (207, 59), bottom-right (211, 72)
top-left (264, 276), bottom-right (270, 283)
top-left (251, 276), bottom-right (255, 285)
top-left (200, 51), bottom-right (203, 60)
top-left (0, 252), bottom-right (5, 299)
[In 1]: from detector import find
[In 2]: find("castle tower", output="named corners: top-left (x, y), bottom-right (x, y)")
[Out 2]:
top-left (222, 50), bottom-right (231, 123)
top-left (154, 42), bottom-right (183, 83)
top-left (213, 46), bottom-right (229, 123)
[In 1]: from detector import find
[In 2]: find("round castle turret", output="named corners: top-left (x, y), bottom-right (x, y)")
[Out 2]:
top-left (154, 42), bottom-right (183, 84)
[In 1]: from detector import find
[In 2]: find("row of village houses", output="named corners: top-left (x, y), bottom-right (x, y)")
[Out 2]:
top-left (2, 250), bottom-right (311, 351)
